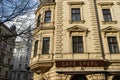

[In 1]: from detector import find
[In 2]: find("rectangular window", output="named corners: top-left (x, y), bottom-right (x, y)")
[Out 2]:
top-left (25, 64), bottom-right (27, 68)
top-left (107, 37), bottom-right (119, 53)
top-left (44, 11), bottom-right (51, 23)
top-left (34, 40), bottom-right (38, 57)
top-left (26, 55), bottom-right (28, 60)
top-left (17, 73), bottom-right (20, 80)
top-left (71, 8), bottom-right (81, 21)
top-left (42, 37), bottom-right (50, 54)
top-left (20, 55), bottom-right (22, 60)
top-left (5, 71), bottom-right (8, 77)
top-left (0, 54), bottom-right (5, 63)
top-left (0, 68), bottom-right (1, 74)
top-left (37, 14), bottom-right (41, 27)
top-left (102, 9), bottom-right (112, 21)
top-left (19, 64), bottom-right (21, 69)
top-left (72, 36), bottom-right (84, 53)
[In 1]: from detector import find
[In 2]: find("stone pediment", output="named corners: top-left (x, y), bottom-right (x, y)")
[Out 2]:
top-left (67, 25), bottom-right (88, 32)
top-left (101, 26), bottom-right (120, 32)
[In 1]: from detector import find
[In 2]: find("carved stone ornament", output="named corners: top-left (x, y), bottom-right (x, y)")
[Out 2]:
top-left (67, 25), bottom-right (88, 36)
top-left (67, 1), bottom-right (84, 5)
top-left (101, 26), bottom-right (120, 37)
top-left (97, 2), bottom-right (114, 6)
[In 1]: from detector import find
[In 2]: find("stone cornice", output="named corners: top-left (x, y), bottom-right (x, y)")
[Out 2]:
top-left (67, 25), bottom-right (88, 32)
top-left (67, 1), bottom-right (84, 5)
top-left (101, 26), bottom-right (120, 32)
top-left (97, 2), bottom-right (114, 6)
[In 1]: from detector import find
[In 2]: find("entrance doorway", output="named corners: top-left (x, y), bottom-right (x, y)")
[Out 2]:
top-left (112, 76), bottom-right (120, 80)
top-left (70, 75), bottom-right (87, 80)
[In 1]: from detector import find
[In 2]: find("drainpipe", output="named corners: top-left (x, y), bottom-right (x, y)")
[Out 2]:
top-left (93, 0), bottom-right (107, 80)
top-left (93, 0), bottom-right (105, 60)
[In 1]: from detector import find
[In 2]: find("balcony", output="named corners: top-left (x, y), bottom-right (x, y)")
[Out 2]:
top-left (40, 0), bottom-right (55, 4)
top-left (30, 54), bottom-right (53, 74)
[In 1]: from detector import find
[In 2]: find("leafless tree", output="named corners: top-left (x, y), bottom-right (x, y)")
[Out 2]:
top-left (0, 0), bottom-right (39, 38)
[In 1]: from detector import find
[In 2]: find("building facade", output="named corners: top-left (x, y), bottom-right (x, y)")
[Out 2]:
top-left (10, 31), bottom-right (32, 80)
top-left (0, 23), bottom-right (16, 80)
top-left (30, 0), bottom-right (120, 80)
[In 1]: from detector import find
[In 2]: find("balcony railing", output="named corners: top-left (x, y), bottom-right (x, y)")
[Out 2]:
top-left (40, 0), bottom-right (55, 4)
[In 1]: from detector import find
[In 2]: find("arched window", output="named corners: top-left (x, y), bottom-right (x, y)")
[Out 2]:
top-left (70, 75), bottom-right (87, 80)
top-left (113, 76), bottom-right (120, 80)
top-left (33, 40), bottom-right (39, 57)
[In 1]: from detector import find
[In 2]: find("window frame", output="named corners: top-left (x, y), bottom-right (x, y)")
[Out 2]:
top-left (44, 10), bottom-right (51, 23)
top-left (72, 36), bottom-right (84, 53)
top-left (37, 14), bottom-right (41, 27)
top-left (33, 40), bottom-right (39, 57)
top-left (42, 37), bottom-right (50, 54)
top-left (102, 9), bottom-right (112, 21)
top-left (71, 8), bottom-right (81, 21)
top-left (102, 31), bottom-right (120, 54)
top-left (67, 2), bottom-right (85, 23)
top-left (107, 36), bottom-right (119, 53)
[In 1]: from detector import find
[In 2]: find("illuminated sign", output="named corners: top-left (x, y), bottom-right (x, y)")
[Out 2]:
top-left (56, 60), bottom-right (105, 67)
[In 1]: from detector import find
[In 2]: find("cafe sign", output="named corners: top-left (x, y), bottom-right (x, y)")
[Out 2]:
top-left (56, 60), bottom-right (105, 67)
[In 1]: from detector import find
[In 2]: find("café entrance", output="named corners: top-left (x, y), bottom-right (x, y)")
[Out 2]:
top-left (70, 75), bottom-right (87, 80)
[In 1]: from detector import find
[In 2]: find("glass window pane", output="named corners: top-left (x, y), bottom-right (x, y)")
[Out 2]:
top-left (107, 37), bottom-right (119, 53)
top-left (102, 9), bottom-right (112, 21)
top-left (72, 36), bottom-right (84, 53)
top-left (42, 37), bottom-right (50, 54)
top-left (71, 8), bottom-right (81, 21)
top-left (45, 11), bottom-right (51, 23)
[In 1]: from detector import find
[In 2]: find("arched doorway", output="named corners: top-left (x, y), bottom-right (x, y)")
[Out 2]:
top-left (70, 75), bottom-right (87, 80)
top-left (112, 76), bottom-right (120, 80)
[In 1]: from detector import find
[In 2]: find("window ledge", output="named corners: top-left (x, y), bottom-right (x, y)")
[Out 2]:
top-left (102, 21), bottom-right (117, 24)
top-left (69, 20), bottom-right (85, 24)
top-left (109, 53), bottom-right (120, 54)
top-left (73, 52), bottom-right (84, 54)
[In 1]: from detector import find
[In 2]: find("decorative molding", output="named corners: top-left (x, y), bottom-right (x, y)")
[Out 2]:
top-left (101, 26), bottom-right (120, 32)
top-left (35, 3), bottom-right (56, 14)
top-left (98, 2), bottom-right (114, 6)
top-left (67, 25), bottom-right (88, 37)
top-left (102, 21), bottom-right (117, 24)
top-left (69, 20), bottom-right (85, 24)
top-left (116, 2), bottom-right (120, 5)
top-left (67, 1), bottom-right (84, 5)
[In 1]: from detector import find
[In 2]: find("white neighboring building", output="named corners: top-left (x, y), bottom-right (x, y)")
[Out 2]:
top-left (10, 32), bottom-right (32, 80)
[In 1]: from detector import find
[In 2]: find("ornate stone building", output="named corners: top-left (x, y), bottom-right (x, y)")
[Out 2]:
top-left (30, 0), bottom-right (120, 80)
top-left (0, 23), bottom-right (16, 80)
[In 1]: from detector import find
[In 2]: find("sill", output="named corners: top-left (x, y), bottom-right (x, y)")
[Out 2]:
top-left (102, 21), bottom-right (117, 24)
top-left (69, 20), bottom-right (85, 24)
